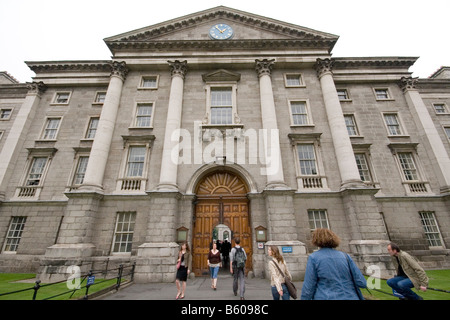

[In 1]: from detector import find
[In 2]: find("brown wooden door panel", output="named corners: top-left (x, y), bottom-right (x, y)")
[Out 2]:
top-left (192, 172), bottom-right (252, 276)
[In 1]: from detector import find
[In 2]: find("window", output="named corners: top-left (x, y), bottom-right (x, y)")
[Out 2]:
top-left (210, 87), bottom-right (232, 125)
top-left (126, 146), bottom-right (146, 177)
top-left (337, 89), bottom-right (350, 101)
top-left (85, 117), bottom-right (99, 139)
top-left (139, 76), bottom-right (159, 89)
top-left (419, 211), bottom-right (443, 247)
top-left (374, 88), bottom-right (390, 100)
top-left (112, 212), bottom-right (136, 253)
top-left (398, 152), bottom-right (419, 181)
top-left (53, 92), bottom-right (71, 104)
top-left (298, 144), bottom-right (317, 175)
top-left (2, 217), bottom-right (26, 252)
top-left (285, 74), bottom-right (304, 87)
top-left (134, 103), bottom-right (153, 127)
top-left (433, 103), bottom-right (448, 114)
top-left (344, 114), bottom-right (359, 136)
top-left (41, 118), bottom-right (61, 140)
top-left (26, 157), bottom-right (48, 186)
top-left (308, 210), bottom-right (329, 230)
top-left (94, 92), bottom-right (106, 104)
top-left (73, 156), bottom-right (89, 185)
top-left (354, 153), bottom-right (372, 182)
top-left (0, 108), bottom-right (12, 120)
top-left (383, 114), bottom-right (403, 136)
top-left (444, 127), bottom-right (450, 140)
top-left (290, 101), bottom-right (311, 125)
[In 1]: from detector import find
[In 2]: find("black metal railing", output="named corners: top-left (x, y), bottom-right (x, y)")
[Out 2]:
top-left (0, 262), bottom-right (135, 300)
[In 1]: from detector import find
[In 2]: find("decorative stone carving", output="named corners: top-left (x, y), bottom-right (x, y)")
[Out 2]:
top-left (398, 76), bottom-right (418, 92)
top-left (168, 60), bottom-right (188, 79)
top-left (255, 59), bottom-right (275, 77)
top-left (26, 81), bottom-right (47, 95)
top-left (315, 58), bottom-right (334, 78)
top-left (110, 61), bottom-right (129, 80)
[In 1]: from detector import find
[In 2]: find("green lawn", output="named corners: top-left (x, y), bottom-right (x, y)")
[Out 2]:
top-left (363, 269), bottom-right (450, 300)
top-left (0, 273), bottom-right (124, 300)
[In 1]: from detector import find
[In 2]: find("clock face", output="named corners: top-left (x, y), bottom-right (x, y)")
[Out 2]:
top-left (209, 24), bottom-right (234, 40)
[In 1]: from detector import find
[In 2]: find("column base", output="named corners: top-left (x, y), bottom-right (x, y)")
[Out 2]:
top-left (349, 240), bottom-right (395, 279)
top-left (156, 183), bottom-right (179, 192)
top-left (38, 243), bottom-right (96, 283)
top-left (340, 179), bottom-right (368, 190)
top-left (134, 242), bottom-right (180, 283)
top-left (264, 240), bottom-right (308, 281)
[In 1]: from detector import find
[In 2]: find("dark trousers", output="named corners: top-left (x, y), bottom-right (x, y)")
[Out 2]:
top-left (232, 267), bottom-right (245, 298)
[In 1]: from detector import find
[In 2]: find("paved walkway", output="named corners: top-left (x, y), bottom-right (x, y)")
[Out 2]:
top-left (98, 271), bottom-right (303, 300)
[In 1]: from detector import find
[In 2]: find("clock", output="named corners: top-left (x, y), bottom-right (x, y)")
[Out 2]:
top-left (209, 23), bottom-right (234, 40)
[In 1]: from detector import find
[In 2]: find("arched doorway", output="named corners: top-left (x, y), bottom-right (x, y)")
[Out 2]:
top-left (192, 171), bottom-right (252, 276)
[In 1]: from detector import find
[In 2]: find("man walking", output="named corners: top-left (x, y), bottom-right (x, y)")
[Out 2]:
top-left (230, 237), bottom-right (247, 300)
top-left (387, 242), bottom-right (428, 300)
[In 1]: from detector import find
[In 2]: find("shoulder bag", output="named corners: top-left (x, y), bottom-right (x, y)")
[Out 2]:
top-left (272, 260), bottom-right (297, 299)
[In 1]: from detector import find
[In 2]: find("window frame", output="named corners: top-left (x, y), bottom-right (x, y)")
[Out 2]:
top-left (344, 114), bottom-right (360, 137)
top-left (337, 89), bottom-right (351, 101)
top-left (111, 212), bottom-right (136, 254)
top-left (93, 91), bottom-right (107, 105)
top-left (2, 217), bottom-right (27, 253)
top-left (373, 88), bottom-right (393, 101)
top-left (288, 99), bottom-right (314, 127)
top-left (419, 211), bottom-right (444, 248)
top-left (284, 73), bottom-right (305, 88)
top-left (432, 102), bottom-right (449, 114)
top-left (0, 108), bottom-right (13, 120)
top-left (131, 102), bottom-right (155, 129)
top-left (51, 91), bottom-right (72, 105)
top-left (382, 113), bottom-right (408, 137)
top-left (307, 209), bottom-right (330, 231)
top-left (204, 83), bottom-right (239, 126)
top-left (39, 117), bottom-right (62, 140)
top-left (138, 75), bottom-right (159, 90)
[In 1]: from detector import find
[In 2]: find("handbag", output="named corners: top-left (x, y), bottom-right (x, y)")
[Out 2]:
top-left (272, 260), bottom-right (297, 299)
top-left (345, 253), bottom-right (365, 300)
top-left (176, 252), bottom-right (182, 270)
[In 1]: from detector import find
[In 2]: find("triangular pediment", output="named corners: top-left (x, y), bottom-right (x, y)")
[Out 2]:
top-left (202, 69), bottom-right (241, 82)
top-left (104, 6), bottom-right (338, 52)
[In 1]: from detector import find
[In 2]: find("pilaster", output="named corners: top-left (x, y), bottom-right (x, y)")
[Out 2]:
top-left (255, 59), bottom-right (288, 190)
top-left (315, 58), bottom-right (365, 190)
top-left (80, 61), bottom-right (128, 192)
top-left (157, 60), bottom-right (187, 191)
top-left (399, 76), bottom-right (450, 194)
top-left (0, 82), bottom-right (46, 200)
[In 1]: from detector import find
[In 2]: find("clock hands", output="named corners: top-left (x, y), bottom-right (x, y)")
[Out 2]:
top-left (215, 25), bottom-right (226, 33)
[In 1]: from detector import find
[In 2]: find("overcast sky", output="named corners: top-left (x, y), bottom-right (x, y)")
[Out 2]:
top-left (1, 0), bottom-right (449, 83)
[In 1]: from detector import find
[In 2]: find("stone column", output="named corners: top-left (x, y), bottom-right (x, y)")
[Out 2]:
top-left (0, 82), bottom-right (46, 200)
top-left (80, 61), bottom-right (128, 192)
top-left (315, 58), bottom-right (364, 190)
top-left (399, 76), bottom-right (450, 194)
top-left (255, 59), bottom-right (288, 189)
top-left (157, 60), bottom-right (187, 191)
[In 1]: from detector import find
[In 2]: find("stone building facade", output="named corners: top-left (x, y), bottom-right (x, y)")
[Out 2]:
top-left (0, 7), bottom-right (449, 282)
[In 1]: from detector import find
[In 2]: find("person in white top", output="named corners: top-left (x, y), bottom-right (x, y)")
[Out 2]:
top-left (268, 245), bottom-right (292, 300)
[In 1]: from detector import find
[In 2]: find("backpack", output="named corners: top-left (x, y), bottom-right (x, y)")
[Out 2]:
top-left (234, 247), bottom-right (246, 269)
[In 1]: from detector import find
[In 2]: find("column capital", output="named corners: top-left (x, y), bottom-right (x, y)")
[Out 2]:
top-left (26, 81), bottom-right (47, 96)
top-left (168, 60), bottom-right (188, 79)
top-left (315, 58), bottom-right (334, 78)
top-left (398, 76), bottom-right (419, 93)
top-left (255, 59), bottom-right (275, 77)
top-left (110, 61), bottom-right (128, 81)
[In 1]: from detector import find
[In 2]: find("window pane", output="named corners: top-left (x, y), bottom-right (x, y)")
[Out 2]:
top-left (291, 102), bottom-right (308, 125)
top-left (419, 212), bottom-right (442, 247)
top-left (355, 153), bottom-right (371, 181)
top-left (298, 144), bottom-right (317, 175)
top-left (398, 153), bottom-right (418, 180)
top-left (135, 104), bottom-right (153, 127)
top-left (4, 217), bottom-right (26, 252)
top-left (26, 157), bottom-right (47, 186)
top-left (112, 212), bottom-right (136, 253)
top-left (211, 88), bottom-right (232, 106)
top-left (126, 147), bottom-right (146, 177)
top-left (211, 107), bottom-right (232, 125)
top-left (74, 157), bottom-right (89, 185)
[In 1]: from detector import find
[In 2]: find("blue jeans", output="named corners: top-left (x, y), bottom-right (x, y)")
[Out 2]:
top-left (210, 266), bottom-right (219, 279)
top-left (387, 276), bottom-right (421, 300)
top-left (271, 283), bottom-right (290, 300)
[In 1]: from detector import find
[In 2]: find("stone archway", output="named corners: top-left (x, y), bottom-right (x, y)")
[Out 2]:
top-left (192, 171), bottom-right (252, 276)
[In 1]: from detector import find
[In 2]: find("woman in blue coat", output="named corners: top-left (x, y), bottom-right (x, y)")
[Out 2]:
top-left (301, 228), bottom-right (367, 300)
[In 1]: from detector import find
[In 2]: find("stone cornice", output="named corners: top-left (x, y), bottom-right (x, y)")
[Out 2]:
top-left (332, 57), bottom-right (418, 69)
top-left (26, 61), bottom-right (113, 74)
top-left (106, 39), bottom-right (337, 54)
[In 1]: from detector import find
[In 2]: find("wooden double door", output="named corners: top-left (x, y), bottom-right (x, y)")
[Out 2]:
top-left (192, 172), bottom-right (252, 276)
